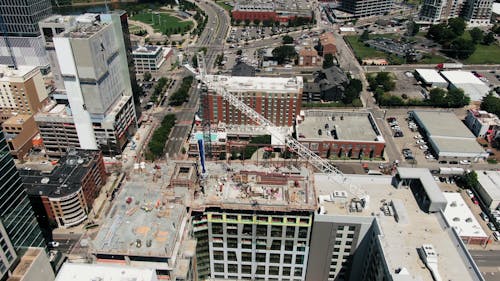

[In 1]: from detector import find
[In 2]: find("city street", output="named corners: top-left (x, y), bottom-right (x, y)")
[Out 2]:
top-left (470, 250), bottom-right (500, 281)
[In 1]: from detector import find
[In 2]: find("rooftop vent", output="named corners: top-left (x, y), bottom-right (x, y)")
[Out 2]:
top-left (41, 177), bottom-right (50, 184)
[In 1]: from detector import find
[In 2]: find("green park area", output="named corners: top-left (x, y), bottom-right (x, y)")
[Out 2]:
top-left (131, 12), bottom-right (193, 35)
top-left (464, 40), bottom-right (500, 64)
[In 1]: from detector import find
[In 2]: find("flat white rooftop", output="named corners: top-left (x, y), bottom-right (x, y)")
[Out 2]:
top-left (55, 263), bottom-right (158, 281)
top-left (415, 69), bottom-right (448, 84)
top-left (316, 174), bottom-right (482, 281)
top-left (440, 71), bottom-right (490, 101)
top-left (442, 192), bottom-right (487, 239)
top-left (205, 75), bottom-right (303, 93)
top-left (0, 65), bottom-right (38, 81)
top-left (477, 170), bottom-right (500, 201)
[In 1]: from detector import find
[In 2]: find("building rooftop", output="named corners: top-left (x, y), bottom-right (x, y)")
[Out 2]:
top-left (133, 45), bottom-right (163, 54)
top-left (396, 167), bottom-right (447, 209)
top-left (20, 149), bottom-right (101, 198)
top-left (8, 248), bottom-right (46, 281)
top-left (476, 170), bottom-right (500, 201)
top-left (191, 162), bottom-right (317, 212)
top-left (316, 173), bottom-right (482, 281)
top-left (412, 110), bottom-right (475, 139)
top-left (0, 65), bottom-right (39, 82)
top-left (92, 162), bottom-right (188, 261)
top-left (468, 110), bottom-right (500, 126)
top-left (297, 110), bottom-right (383, 142)
top-left (442, 192), bottom-right (487, 239)
top-left (430, 137), bottom-right (487, 155)
top-left (231, 61), bottom-right (256, 77)
top-left (319, 32), bottom-right (336, 45)
top-left (3, 114), bottom-right (32, 127)
top-left (205, 75), bottom-right (303, 94)
top-left (440, 71), bottom-right (490, 101)
top-left (415, 69), bottom-right (448, 84)
top-left (55, 263), bottom-right (157, 281)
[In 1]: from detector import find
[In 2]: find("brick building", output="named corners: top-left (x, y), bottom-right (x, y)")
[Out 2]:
top-left (296, 110), bottom-right (385, 159)
top-left (21, 149), bottom-right (107, 228)
top-left (201, 76), bottom-right (303, 127)
top-left (318, 32), bottom-right (337, 56)
top-left (298, 47), bottom-right (322, 66)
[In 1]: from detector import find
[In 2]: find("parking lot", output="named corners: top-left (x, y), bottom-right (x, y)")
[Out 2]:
top-left (384, 111), bottom-right (437, 166)
top-left (393, 71), bottom-right (427, 100)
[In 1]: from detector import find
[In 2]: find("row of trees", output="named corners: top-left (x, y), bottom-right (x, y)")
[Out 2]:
top-left (480, 92), bottom-right (500, 117)
top-left (150, 77), bottom-right (169, 104)
top-left (169, 76), bottom-right (194, 106)
top-left (368, 72), bottom-right (469, 107)
top-left (426, 17), bottom-right (496, 59)
top-left (147, 114), bottom-right (176, 159)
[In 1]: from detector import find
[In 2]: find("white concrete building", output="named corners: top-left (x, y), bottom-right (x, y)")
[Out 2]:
top-left (48, 13), bottom-right (137, 156)
top-left (132, 45), bottom-right (171, 75)
top-left (475, 170), bottom-right (500, 211)
top-left (55, 263), bottom-right (158, 281)
top-left (414, 69), bottom-right (449, 88)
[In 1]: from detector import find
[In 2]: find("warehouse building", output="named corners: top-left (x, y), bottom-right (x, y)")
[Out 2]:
top-left (475, 170), bottom-right (500, 211)
top-left (440, 71), bottom-right (490, 101)
top-left (411, 110), bottom-right (488, 161)
top-left (414, 69), bottom-right (448, 88)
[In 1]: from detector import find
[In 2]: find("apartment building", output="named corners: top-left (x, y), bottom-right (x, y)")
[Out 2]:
top-left (21, 149), bottom-right (107, 228)
top-left (202, 75), bottom-right (303, 127)
top-left (419, 0), bottom-right (465, 24)
top-left (0, 0), bottom-right (52, 69)
top-left (191, 162), bottom-right (316, 281)
top-left (338, 0), bottom-right (394, 18)
top-left (38, 13), bottom-right (137, 156)
top-left (462, 0), bottom-right (494, 25)
top-left (0, 65), bottom-right (48, 121)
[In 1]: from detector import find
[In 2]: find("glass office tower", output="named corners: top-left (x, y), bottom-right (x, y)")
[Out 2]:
top-left (0, 130), bottom-right (45, 253)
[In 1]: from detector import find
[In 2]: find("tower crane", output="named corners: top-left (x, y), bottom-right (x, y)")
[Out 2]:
top-left (194, 52), bottom-right (369, 207)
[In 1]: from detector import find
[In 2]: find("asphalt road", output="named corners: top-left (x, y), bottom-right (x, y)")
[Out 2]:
top-left (470, 250), bottom-right (500, 281)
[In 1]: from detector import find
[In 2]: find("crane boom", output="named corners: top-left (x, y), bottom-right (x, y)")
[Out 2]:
top-left (207, 82), bottom-right (368, 203)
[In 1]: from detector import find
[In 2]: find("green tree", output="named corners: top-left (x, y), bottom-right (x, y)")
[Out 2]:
top-left (447, 88), bottom-right (470, 107)
top-left (359, 29), bottom-right (370, 41)
top-left (342, 79), bottom-right (362, 104)
top-left (253, 19), bottom-right (261, 26)
top-left (191, 55), bottom-right (198, 68)
top-left (282, 35), bottom-right (294, 44)
top-left (236, 49), bottom-right (243, 56)
top-left (483, 32), bottom-right (496, 45)
top-left (375, 72), bottom-right (395, 91)
top-left (461, 171), bottom-right (478, 189)
top-left (469, 27), bottom-right (484, 44)
top-left (429, 88), bottom-right (447, 106)
top-left (244, 19), bottom-right (251, 26)
top-left (480, 92), bottom-right (500, 116)
top-left (322, 53), bottom-right (335, 69)
top-left (446, 38), bottom-right (476, 59)
top-left (143, 71), bottom-right (152, 82)
top-left (406, 21), bottom-right (420, 36)
top-left (447, 17), bottom-right (466, 36)
top-left (272, 45), bottom-right (297, 64)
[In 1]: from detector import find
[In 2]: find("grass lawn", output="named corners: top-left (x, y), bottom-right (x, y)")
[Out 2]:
top-left (464, 43), bottom-right (500, 64)
top-left (216, 1), bottom-right (233, 12)
top-left (418, 53), bottom-right (447, 64)
top-left (345, 36), bottom-right (387, 59)
top-left (131, 12), bottom-right (193, 35)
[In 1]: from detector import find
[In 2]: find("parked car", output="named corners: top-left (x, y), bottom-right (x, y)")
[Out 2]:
top-left (493, 231), bottom-right (500, 241)
top-left (425, 154), bottom-right (435, 160)
top-left (466, 189), bottom-right (474, 198)
top-left (416, 140), bottom-right (426, 144)
top-left (414, 134), bottom-right (422, 139)
top-left (459, 160), bottom-right (471, 165)
top-left (481, 212), bottom-right (490, 222)
top-left (48, 241), bottom-right (59, 248)
top-left (419, 145), bottom-right (428, 150)
top-left (488, 222), bottom-right (497, 231)
top-left (472, 197), bottom-right (479, 205)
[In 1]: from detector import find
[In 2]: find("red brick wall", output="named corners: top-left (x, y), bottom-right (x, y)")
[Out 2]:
top-left (299, 140), bottom-right (385, 158)
top-left (232, 11), bottom-right (276, 21)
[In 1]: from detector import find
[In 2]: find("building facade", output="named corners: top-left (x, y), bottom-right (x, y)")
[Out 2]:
top-left (461, 0), bottom-right (493, 25)
top-left (21, 149), bottom-right (107, 229)
top-left (0, 130), bottom-right (45, 253)
top-left (298, 47), bottom-right (322, 67)
top-left (0, 65), bottom-right (48, 121)
top-left (0, 0), bottom-right (52, 68)
top-left (465, 110), bottom-right (500, 138)
top-left (1, 114), bottom-right (39, 160)
top-left (132, 45), bottom-right (170, 75)
top-left (202, 76), bottom-right (303, 127)
top-left (0, 220), bottom-right (17, 279)
top-left (339, 0), bottom-right (394, 18)
top-left (46, 13), bottom-right (137, 156)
